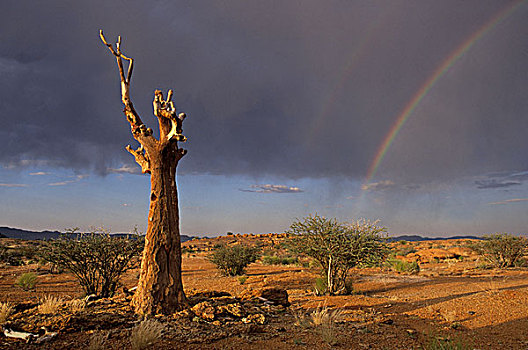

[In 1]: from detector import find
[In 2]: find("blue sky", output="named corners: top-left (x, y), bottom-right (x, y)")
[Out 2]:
top-left (1, 1), bottom-right (527, 237)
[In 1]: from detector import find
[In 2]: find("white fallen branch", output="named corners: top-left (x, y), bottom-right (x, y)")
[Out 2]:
top-left (3, 328), bottom-right (37, 342)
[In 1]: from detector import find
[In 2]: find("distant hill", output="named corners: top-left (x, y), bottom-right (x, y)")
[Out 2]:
top-left (388, 234), bottom-right (482, 242)
top-left (0, 226), bottom-right (196, 242)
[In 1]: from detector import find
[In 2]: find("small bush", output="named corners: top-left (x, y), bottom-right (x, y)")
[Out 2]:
top-left (262, 255), bottom-right (299, 265)
top-left (290, 215), bottom-right (388, 294)
top-left (390, 259), bottom-right (420, 274)
top-left (238, 276), bottom-right (248, 285)
top-left (208, 245), bottom-right (259, 276)
top-left (471, 233), bottom-right (528, 268)
top-left (394, 246), bottom-right (417, 256)
top-left (0, 302), bottom-right (14, 325)
top-left (39, 228), bottom-right (143, 297)
top-left (16, 272), bottom-right (37, 290)
top-left (38, 295), bottom-right (63, 314)
top-left (130, 319), bottom-right (164, 350)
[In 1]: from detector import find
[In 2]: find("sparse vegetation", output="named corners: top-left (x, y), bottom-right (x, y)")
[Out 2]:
top-left (238, 276), bottom-right (248, 285)
top-left (208, 244), bottom-right (259, 276)
top-left (16, 272), bottom-right (37, 290)
top-left (39, 228), bottom-right (143, 297)
top-left (289, 215), bottom-right (388, 294)
top-left (130, 319), bottom-right (164, 350)
top-left (38, 295), bottom-right (63, 314)
top-left (390, 258), bottom-right (420, 274)
top-left (423, 335), bottom-right (470, 350)
top-left (261, 255), bottom-right (298, 265)
top-left (471, 233), bottom-right (528, 268)
top-left (0, 302), bottom-right (13, 325)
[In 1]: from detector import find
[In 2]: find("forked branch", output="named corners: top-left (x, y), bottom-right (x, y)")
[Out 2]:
top-left (100, 30), bottom-right (147, 136)
top-left (126, 145), bottom-right (151, 174)
top-left (153, 89), bottom-right (187, 143)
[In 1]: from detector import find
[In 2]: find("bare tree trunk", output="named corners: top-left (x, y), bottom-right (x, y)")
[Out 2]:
top-left (100, 31), bottom-right (188, 314)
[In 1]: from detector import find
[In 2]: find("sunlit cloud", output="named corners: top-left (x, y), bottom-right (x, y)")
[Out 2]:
top-left (361, 180), bottom-right (395, 191)
top-left (47, 175), bottom-right (87, 186)
top-left (239, 184), bottom-right (303, 193)
top-left (0, 183), bottom-right (29, 188)
top-left (488, 198), bottom-right (528, 205)
top-left (29, 172), bottom-right (49, 176)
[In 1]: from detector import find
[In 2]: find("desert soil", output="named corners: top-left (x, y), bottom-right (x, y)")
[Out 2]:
top-left (0, 236), bottom-right (527, 349)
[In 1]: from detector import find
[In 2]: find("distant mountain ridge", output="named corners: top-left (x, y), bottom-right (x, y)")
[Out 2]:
top-left (388, 234), bottom-right (482, 242)
top-left (0, 226), bottom-right (196, 242)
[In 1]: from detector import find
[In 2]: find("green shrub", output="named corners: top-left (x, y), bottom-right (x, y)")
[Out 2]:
top-left (314, 277), bottom-right (327, 296)
top-left (390, 259), bottom-right (420, 274)
top-left (289, 215), bottom-right (388, 295)
top-left (16, 272), bottom-right (37, 290)
top-left (208, 245), bottom-right (259, 276)
top-left (238, 276), bottom-right (248, 285)
top-left (395, 246), bottom-right (417, 257)
top-left (471, 233), bottom-right (528, 268)
top-left (262, 255), bottom-right (298, 265)
top-left (39, 228), bottom-right (143, 297)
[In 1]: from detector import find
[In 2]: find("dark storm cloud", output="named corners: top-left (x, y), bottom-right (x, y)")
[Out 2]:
top-left (475, 170), bottom-right (528, 189)
top-left (475, 180), bottom-right (521, 189)
top-left (1, 1), bottom-right (527, 183)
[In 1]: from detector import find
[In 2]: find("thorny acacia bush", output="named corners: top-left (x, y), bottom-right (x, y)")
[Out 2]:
top-left (471, 233), bottom-right (528, 268)
top-left (289, 215), bottom-right (388, 295)
top-left (208, 244), bottom-right (259, 276)
top-left (39, 228), bottom-right (143, 297)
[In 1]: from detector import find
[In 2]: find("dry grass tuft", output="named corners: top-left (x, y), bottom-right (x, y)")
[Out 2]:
top-left (87, 331), bottom-right (108, 350)
top-left (0, 302), bottom-right (14, 325)
top-left (66, 299), bottom-right (86, 313)
top-left (38, 295), bottom-right (63, 314)
top-left (292, 308), bottom-right (311, 328)
top-left (310, 304), bottom-right (344, 326)
top-left (310, 304), bottom-right (344, 345)
top-left (130, 319), bottom-right (164, 350)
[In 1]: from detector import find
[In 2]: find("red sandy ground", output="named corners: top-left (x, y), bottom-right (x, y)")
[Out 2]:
top-left (0, 237), bottom-right (527, 349)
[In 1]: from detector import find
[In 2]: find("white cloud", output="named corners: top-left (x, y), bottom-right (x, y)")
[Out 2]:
top-left (47, 174), bottom-right (87, 186)
top-left (29, 172), bottom-right (49, 176)
top-left (240, 184), bottom-right (303, 193)
top-left (108, 165), bottom-right (141, 175)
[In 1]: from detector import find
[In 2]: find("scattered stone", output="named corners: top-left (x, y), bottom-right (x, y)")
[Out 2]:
top-left (191, 301), bottom-right (216, 321)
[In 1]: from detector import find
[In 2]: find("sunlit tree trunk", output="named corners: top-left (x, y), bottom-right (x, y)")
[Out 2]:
top-left (100, 31), bottom-right (188, 314)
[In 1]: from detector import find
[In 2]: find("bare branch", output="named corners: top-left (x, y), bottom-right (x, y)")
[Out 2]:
top-left (100, 30), bottom-right (156, 147)
top-left (126, 145), bottom-right (151, 174)
top-left (99, 30), bottom-right (117, 56)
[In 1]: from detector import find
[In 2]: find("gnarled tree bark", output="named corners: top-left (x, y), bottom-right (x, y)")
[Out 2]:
top-left (100, 31), bottom-right (187, 314)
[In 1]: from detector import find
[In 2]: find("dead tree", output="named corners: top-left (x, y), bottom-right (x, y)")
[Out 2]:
top-left (100, 31), bottom-right (187, 314)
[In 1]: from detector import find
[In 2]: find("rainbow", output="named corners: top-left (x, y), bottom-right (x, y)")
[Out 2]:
top-left (364, 0), bottom-right (526, 184)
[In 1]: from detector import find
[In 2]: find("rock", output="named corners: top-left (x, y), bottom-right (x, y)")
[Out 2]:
top-left (242, 314), bottom-right (266, 325)
top-left (219, 303), bottom-right (246, 318)
top-left (191, 301), bottom-right (216, 321)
